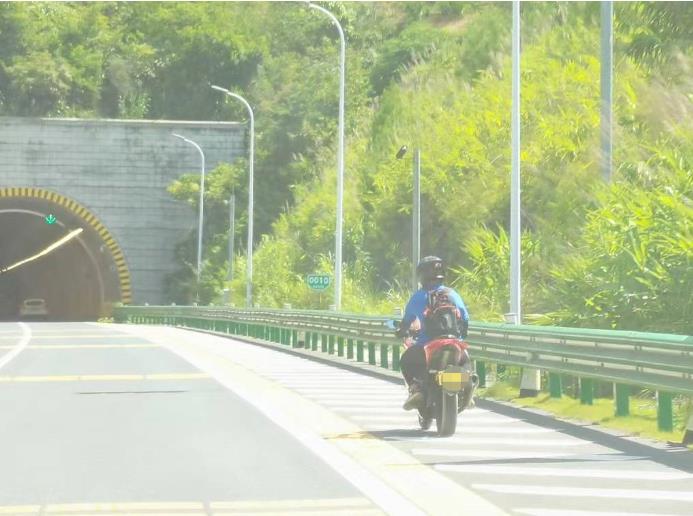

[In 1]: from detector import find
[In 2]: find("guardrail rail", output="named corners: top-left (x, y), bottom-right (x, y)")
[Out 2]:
top-left (113, 305), bottom-right (693, 433)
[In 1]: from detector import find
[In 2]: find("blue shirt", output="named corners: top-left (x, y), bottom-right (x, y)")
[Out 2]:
top-left (402, 283), bottom-right (469, 346)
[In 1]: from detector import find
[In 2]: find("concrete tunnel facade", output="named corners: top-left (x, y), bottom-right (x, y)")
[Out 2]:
top-left (0, 117), bottom-right (245, 319)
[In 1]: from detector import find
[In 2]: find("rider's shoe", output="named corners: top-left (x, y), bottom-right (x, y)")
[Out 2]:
top-left (403, 382), bottom-right (424, 411)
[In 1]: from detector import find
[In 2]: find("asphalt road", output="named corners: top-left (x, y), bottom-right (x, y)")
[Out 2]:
top-left (0, 322), bottom-right (381, 516)
top-left (1, 322), bottom-right (691, 516)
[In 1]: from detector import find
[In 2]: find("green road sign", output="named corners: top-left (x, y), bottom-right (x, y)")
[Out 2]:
top-left (307, 274), bottom-right (331, 290)
top-left (45, 214), bottom-right (56, 225)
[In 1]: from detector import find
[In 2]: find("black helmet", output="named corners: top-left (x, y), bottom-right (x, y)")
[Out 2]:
top-left (416, 256), bottom-right (445, 285)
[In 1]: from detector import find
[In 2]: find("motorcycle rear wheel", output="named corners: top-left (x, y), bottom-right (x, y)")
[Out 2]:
top-left (436, 390), bottom-right (458, 437)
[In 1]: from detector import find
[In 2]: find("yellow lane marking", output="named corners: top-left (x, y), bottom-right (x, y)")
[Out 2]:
top-left (0, 499), bottom-right (377, 515)
top-left (210, 497), bottom-right (373, 509)
top-left (44, 502), bottom-right (204, 512)
top-left (0, 373), bottom-right (210, 383)
top-left (20, 335), bottom-right (135, 339)
top-left (0, 507), bottom-right (40, 514)
top-left (219, 511), bottom-right (383, 516)
top-left (0, 344), bottom-right (160, 350)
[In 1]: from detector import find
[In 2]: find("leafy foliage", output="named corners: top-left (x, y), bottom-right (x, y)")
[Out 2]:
top-left (1, 2), bottom-right (691, 332)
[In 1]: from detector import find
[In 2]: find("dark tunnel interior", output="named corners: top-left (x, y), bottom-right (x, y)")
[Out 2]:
top-left (0, 209), bottom-right (107, 321)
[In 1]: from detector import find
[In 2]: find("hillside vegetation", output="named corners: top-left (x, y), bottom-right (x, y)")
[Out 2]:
top-left (1, 2), bottom-right (691, 333)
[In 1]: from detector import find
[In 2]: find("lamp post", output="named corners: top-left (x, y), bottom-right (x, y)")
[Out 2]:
top-left (172, 133), bottom-right (205, 302)
top-left (396, 145), bottom-right (421, 291)
top-left (601, 1), bottom-right (613, 182)
top-left (307, 1), bottom-right (346, 311)
top-left (223, 193), bottom-right (235, 305)
top-left (211, 85), bottom-right (255, 308)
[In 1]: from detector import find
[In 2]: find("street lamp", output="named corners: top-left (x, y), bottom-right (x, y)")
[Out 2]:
top-left (211, 85), bottom-right (255, 308)
top-left (172, 132), bottom-right (205, 302)
top-left (223, 193), bottom-right (235, 305)
top-left (307, 1), bottom-right (346, 311)
top-left (396, 145), bottom-right (421, 291)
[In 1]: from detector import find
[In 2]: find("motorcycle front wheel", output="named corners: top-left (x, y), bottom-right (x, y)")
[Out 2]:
top-left (435, 390), bottom-right (458, 437)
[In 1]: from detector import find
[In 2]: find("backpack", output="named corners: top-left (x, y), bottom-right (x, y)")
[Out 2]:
top-left (423, 287), bottom-right (461, 338)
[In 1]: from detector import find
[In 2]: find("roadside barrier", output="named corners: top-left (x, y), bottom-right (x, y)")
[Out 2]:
top-left (114, 305), bottom-right (693, 436)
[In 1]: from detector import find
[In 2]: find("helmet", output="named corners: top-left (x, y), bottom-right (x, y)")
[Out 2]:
top-left (416, 256), bottom-right (445, 285)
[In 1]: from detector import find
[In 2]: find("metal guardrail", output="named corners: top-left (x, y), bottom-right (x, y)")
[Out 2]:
top-left (114, 305), bottom-right (693, 432)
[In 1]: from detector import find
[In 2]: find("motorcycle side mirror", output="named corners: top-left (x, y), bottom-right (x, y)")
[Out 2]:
top-left (385, 319), bottom-right (400, 331)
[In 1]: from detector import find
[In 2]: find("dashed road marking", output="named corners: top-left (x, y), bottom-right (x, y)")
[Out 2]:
top-left (436, 464), bottom-right (693, 480)
top-left (0, 344), bottom-right (160, 349)
top-left (0, 373), bottom-right (209, 383)
top-left (473, 484), bottom-right (693, 501)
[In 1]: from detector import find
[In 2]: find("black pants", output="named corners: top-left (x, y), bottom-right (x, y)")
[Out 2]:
top-left (400, 345), bottom-right (426, 386)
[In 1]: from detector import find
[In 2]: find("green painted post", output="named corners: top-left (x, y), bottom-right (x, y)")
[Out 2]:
top-left (337, 337), bottom-right (345, 357)
top-left (580, 378), bottom-right (594, 405)
top-left (392, 344), bottom-right (401, 371)
top-left (368, 342), bottom-right (376, 365)
top-left (357, 340), bottom-right (364, 362)
top-left (312, 332), bottom-right (319, 351)
top-left (476, 361), bottom-right (486, 388)
top-left (615, 384), bottom-right (630, 417)
top-left (380, 343), bottom-right (389, 369)
top-left (549, 373), bottom-right (562, 399)
top-left (657, 391), bottom-right (673, 432)
top-left (328, 335), bottom-right (335, 355)
top-left (321, 334), bottom-right (328, 353)
top-left (292, 330), bottom-right (298, 348)
top-left (347, 339), bottom-right (354, 359)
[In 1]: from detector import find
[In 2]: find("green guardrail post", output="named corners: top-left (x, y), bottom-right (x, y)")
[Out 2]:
top-left (337, 337), bottom-right (345, 357)
top-left (292, 330), bottom-right (298, 348)
top-left (615, 384), bottom-right (630, 417)
top-left (380, 343), bottom-right (389, 369)
top-left (347, 339), bottom-right (354, 359)
top-left (392, 343), bottom-right (400, 371)
top-left (549, 373), bottom-right (562, 399)
top-left (321, 334), bottom-right (328, 353)
top-left (356, 340), bottom-right (364, 362)
top-left (657, 391), bottom-right (673, 432)
top-left (312, 332), bottom-right (318, 351)
top-left (476, 361), bottom-right (486, 388)
top-left (368, 342), bottom-right (376, 365)
top-left (580, 378), bottom-right (594, 405)
top-left (328, 335), bottom-right (335, 355)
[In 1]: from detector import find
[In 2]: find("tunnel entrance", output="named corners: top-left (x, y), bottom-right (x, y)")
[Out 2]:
top-left (0, 188), bottom-right (130, 321)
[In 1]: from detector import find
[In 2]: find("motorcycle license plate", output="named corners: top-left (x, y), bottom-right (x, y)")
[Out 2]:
top-left (437, 371), bottom-right (470, 391)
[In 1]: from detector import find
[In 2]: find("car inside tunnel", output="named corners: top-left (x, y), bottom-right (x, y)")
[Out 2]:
top-left (0, 197), bottom-right (123, 321)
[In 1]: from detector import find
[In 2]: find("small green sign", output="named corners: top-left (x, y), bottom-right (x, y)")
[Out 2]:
top-left (45, 214), bottom-right (56, 225)
top-left (307, 274), bottom-right (331, 290)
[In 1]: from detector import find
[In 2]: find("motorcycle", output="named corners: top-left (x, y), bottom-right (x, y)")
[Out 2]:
top-left (386, 319), bottom-right (479, 437)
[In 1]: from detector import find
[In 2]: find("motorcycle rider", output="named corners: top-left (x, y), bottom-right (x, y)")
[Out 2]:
top-left (396, 256), bottom-right (470, 410)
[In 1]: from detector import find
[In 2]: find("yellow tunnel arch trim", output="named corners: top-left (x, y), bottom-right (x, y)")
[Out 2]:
top-left (0, 187), bottom-right (132, 304)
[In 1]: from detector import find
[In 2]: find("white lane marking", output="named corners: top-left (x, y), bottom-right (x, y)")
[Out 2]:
top-left (305, 396), bottom-right (405, 403)
top-left (410, 437), bottom-right (589, 447)
top-left (417, 450), bottom-right (644, 460)
top-left (333, 406), bottom-right (412, 413)
top-left (350, 415), bottom-right (421, 422)
top-left (411, 449), bottom-right (572, 459)
top-left (437, 464), bottom-right (693, 480)
top-left (355, 417), bottom-right (517, 426)
top-left (0, 322), bottom-right (31, 371)
top-left (515, 510), bottom-right (684, 516)
top-left (474, 484), bottom-right (693, 502)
